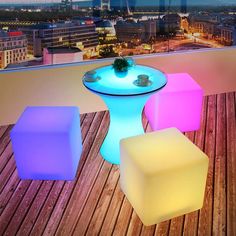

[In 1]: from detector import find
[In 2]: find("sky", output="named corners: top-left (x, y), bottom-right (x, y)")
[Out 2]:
top-left (0, 0), bottom-right (235, 5)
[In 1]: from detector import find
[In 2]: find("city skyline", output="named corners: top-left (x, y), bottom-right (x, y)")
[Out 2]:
top-left (0, 0), bottom-right (236, 5)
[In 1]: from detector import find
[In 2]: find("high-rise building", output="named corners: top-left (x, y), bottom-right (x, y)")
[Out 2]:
top-left (181, 0), bottom-right (187, 13)
top-left (21, 20), bottom-right (99, 57)
top-left (0, 31), bottom-right (27, 69)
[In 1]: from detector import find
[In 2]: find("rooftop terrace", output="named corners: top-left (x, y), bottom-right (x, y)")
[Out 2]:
top-left (0, 92), bottom-right (235, 235)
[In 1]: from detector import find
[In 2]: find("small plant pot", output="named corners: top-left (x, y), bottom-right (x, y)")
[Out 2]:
top-left (114, 70), bottom-right (128, 78)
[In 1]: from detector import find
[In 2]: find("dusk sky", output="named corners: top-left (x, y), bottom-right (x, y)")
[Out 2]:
top-left (0, 0), bottom-right (235, 5)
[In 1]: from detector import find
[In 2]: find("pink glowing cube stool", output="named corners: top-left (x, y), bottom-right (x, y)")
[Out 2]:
top-left (10, 106), bottom-right (82, 180)
top-left (145, 73), bottom-right (203, 132)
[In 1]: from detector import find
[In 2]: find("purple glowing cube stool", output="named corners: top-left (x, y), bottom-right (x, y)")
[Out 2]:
top-left (145, 73), bottom-right (203, 132)
top-left (10, 106), bottom-right (82, 180)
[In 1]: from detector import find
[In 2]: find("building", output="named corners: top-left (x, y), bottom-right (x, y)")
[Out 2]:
top-left (191, 20), bottom-right (219, 39)
top-left (115, 19), bottom-right (158, 44)
top-left (95, 20), bottom-right (116, 42)
top-left (162, 14), bottom-right (181, 33)
top-left (189, 13), bottom-right (220, 26)
top-left (220, 25), bottom-right (236, 46)
top-left (181, 17), bottom-right (189, 33)
top-left (115, 20), bottom-right (145, 44)
top-left (21, 21), bottom-right (99, 57)
top-left (0, 31), bottom-right (27, 69)
top-left (43, 46), bottom-right (83, 65)
top-left (0, 21), bottom-right (35, 31)
top-left (142, 20), bottom-right (157, 41)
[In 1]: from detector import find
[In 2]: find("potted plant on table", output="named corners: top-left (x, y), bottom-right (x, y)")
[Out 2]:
top-left (112, 57), bottom-right (136, 77)
top-left (112, 57), bottom-right (130, 72)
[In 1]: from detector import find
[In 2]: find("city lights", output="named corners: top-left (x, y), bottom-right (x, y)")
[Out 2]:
top-left (0, 1), bottom-right (235, 69)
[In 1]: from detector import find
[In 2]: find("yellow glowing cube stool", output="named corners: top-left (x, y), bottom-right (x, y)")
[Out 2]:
top-left (120, 128), bottom-right (209, 226)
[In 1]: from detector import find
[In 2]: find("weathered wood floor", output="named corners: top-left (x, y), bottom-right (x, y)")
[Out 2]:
top-left (0, 92), bottom-right (235, 236)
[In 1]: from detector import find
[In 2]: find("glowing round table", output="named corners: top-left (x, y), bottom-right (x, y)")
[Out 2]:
top-left (83, 64), bottom-right (167, 164)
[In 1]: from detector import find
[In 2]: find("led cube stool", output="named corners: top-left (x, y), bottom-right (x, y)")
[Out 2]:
top-left (10, 106), bottom-right (82, 180)
top-left (145, 73), bottom-right (203, 132)
top-left (120, 128), bottom-right (208, 226)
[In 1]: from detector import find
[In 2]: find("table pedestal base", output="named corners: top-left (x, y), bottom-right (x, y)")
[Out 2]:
top-left (100, 94), bottom-right (151, 164)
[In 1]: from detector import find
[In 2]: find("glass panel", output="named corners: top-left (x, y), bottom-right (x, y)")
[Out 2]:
top-left (0, 0), bottom-right (235, 70)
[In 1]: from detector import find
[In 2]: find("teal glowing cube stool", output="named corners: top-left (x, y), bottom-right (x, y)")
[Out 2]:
top-left (10, 106), bottom-right (82, 180)
top-left (120, 128), bottom-right (209, 226)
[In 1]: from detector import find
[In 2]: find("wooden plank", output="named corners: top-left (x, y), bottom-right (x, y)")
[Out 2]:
top-left (99, 179), bottom-right (125, 236)
top-left (30, 181), bottom-right (65, 236)
top-left (213, 93), bottom-right (227, 235)
top-left (169, 216), bottom-right (185, 236)
top-left (226, 92), bottom-right (236, 236)
top-left (0, 126), bottom-right (12, 157)
top-left (198, 94), bottom-right (217, 236)
top-left (3, 180), bottom-right (42, 235)
top-left (112, 197), bottom-right (133, 236)
top-left (182, 132), bottom-right (198, 236)
top-left (155, 221), bottom-right (170, 236)
top-left (140, 225), bottom-right (156, 236)
top-left (0, 126), bottom-right (9, 140)
top-left (16, 180), bottom-right (55, 236)
top-left (72, 161), bottom-right (114, 235)
top-left (85, 165), bottom-right (120, 236)
top-left (51, 111), bottom-right (108, 236)
top-left (0, 142), bottom-right (13, 174)
top-left (79, 113), bottom-right (86, 125)
top-left (0, 170), bottom-right (20, 215)
top-left (0, 155), bottom-right (15, 193)
top-left (0, 180), bottom-right (32, 235)
top-left (182, 97), bottom-right (208, 236)
top-left (126, 211), bottom-right (143, 236)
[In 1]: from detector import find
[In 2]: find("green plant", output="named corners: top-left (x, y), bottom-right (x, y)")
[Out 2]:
top-left (112, 57), bottom-right (130, 72)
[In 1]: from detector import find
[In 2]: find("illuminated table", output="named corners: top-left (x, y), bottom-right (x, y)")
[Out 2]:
top-left (83, 65), bottom-right (167, 164)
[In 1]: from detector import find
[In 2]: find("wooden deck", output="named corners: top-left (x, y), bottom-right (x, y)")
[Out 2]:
top-left (0, 92), bottom-right (235, 236)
